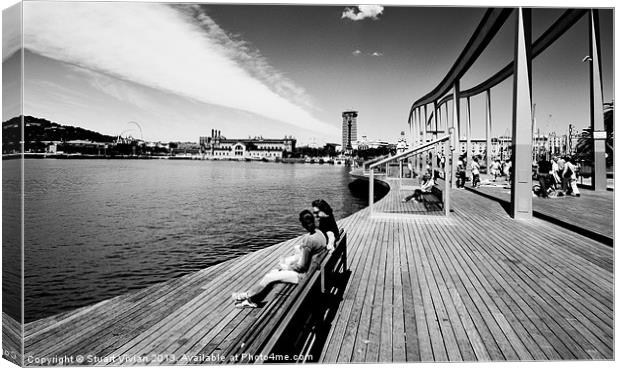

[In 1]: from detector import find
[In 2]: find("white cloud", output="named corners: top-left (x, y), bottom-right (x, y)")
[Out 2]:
top-left (352, 49), bottom-right (362, 56)
top-left (371, 52), bottom-right (384, 57)
top-left (22, 2), bottom-right (336, 136)
top-left (341, 5), bottom-right (384, 21)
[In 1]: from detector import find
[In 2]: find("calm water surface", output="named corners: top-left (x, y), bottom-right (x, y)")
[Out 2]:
top-left (13, 159), bottom-right (372, 322)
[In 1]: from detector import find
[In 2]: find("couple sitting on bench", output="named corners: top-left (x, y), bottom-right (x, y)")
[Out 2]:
top-left (232, 199), bottom-right (340, 308)
top-left (402, 169), bottom-right (435, 203)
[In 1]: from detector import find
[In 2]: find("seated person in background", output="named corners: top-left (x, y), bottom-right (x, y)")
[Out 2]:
top-left (232, 210), bottom-right (326, 308)
top-left (311, 199), bottom-right (340, 251)
top-left (402, 170), bottom-right (435, 202)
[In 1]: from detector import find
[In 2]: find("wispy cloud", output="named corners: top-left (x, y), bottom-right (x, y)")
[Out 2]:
top-left (341, 5), bottom-right (384, 21)
top-left (21, 2), bottom-right (336, 135)
top-left (352, 49), bottom-right (362, 56)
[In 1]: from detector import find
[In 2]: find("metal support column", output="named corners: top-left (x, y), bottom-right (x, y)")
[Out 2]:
top-left (369, 168), bottom-right (374, 215)
top-left (511, 8), bottom-right (533, 219)
top-left (466, 96), bottom-right (472, 164)
top-left (485, 89), bottom-right (492, 173)
top-left (423, 104), bottom-right (428, 173)
top-left (589, 9), bottom-right (606, 191)
top-left (432, 101), bottom-right (439, 177)
top-left (451, 82), bottom-right (461, 188)
top-left (444, 128), bottom-right (454, 215)
top-left (413, 109), bottom-right (418, 173)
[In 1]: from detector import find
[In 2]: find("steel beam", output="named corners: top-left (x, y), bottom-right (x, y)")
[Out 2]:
top-left (485, 89), bottom-right (492, 172)
top-left (510, 8), bottom-right (533, 219)
top-left (589, 9), bottom-right (606, 191)
top-left (451, 82), bottom-right (461, 188)
top-left (466, 96), bottom-right (472, 162)
top-left (410, 8), bottom-right (513, 110)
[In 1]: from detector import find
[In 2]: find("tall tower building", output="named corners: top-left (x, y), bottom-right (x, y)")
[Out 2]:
top-left (342, 110), bottom-right (358, 152)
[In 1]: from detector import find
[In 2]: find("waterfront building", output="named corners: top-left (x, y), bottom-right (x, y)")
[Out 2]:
top-left (356, 135), bottom-right (390, 150)
top-left (431, 137), bottom-right (513, 161)
top-left (199, 129), bottom-right (296, 160)
top-left (342, 111), bottom-right (358, 152)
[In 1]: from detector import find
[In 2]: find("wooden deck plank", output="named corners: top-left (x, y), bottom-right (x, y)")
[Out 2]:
top-left (390, 221), bottom-right (407, 362)
top-left (352, 221), bottom-right (386, 362)
top-left (335, 216), bottom-right (383, 362)
top-left (427, 216), bottom-right (559, 360)
top-left (103, 240), bottom-right (294, 360)
top-left (452, 195), bottom-right (614, 354)
top-left (414, 218), bottom-right (482, 361)
top-left (448, 199), bottom-right (602, 359)
top-left (396, 220), bottom-right (422, 362)
top-left (320, 211), bottom-right (379, 362)
top-left (406, 220), bottom-right (449, 361)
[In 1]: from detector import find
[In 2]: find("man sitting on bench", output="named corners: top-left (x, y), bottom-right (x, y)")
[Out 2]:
top-left (231, 210), bottom-right (327, 308)
top-left (402, 169), bottom-right (435, 203)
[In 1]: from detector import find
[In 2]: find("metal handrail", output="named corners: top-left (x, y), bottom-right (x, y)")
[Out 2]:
top-left (369, 135), bottom-right (451, 169)
top-left (368, 132), bottom-right (453, 218)
top-left (362, 154), bottom-right (391, 171)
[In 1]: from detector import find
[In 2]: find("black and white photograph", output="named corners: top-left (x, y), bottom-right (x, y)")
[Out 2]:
top-left (1, 0), bottom-right (615, 366)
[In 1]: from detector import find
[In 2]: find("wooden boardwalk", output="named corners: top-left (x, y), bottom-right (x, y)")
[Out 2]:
top-left (6, 176), bottom-right (614, 364)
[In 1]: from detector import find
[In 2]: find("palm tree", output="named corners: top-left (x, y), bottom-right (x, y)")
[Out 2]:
top-left (573, 100), bottom-right (613, 166)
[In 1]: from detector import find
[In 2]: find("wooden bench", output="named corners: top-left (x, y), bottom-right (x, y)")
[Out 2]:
top-left (222, 229), bottom-right (347, 364)
top-left (420, 185), bottom-right (443, 211)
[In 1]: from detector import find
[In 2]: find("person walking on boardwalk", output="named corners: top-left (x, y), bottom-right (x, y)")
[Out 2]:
top-left (231, 210), bottom-right (326, 308)
top-left (490, 159), bottom-right (501, 181)
top-left (551, 156), bottom-right (561, 190)
top-left (557, 156), bottom-right (567, 192)
top-left (311, 199), bottom-right (340, 251)
top-left (456, 156), bottom-right (466, 188)
top-left (563, 156), bottom-right (581, 197)
top-left (470, 156), bottom-right (481, 188)
top-left (536, 157), bottom-right (553, 198)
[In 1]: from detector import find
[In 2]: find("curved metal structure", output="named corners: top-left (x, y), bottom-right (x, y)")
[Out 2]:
top-left (409, 8), bottom-right (513, 118)
top-left (406, 7), bottom-right (607, 219)
top-left (417, 9), bottom-right (588, 111)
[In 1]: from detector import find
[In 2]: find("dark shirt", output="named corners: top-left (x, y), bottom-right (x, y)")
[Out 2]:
top-left (319, 215), bottom-right (340, 241)
top-left (538, 160), bottom-right (552, 174)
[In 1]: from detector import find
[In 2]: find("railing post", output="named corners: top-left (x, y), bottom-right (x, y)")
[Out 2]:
top-left (511, 7), bottom-right (533, 219)
top-left (588, 9), bottom-right (606, 191)
top-left (485, 89), bottom-right (492, 173)
top-left (412, 109), bottom-right (418, 174)
top-left (466, 96), bottom-right (472, 164)
top-left (444, 128), bottom-right (454, 216)
top-left (423, 104), bottom-right (428, 173)
top-left (369, 168), bottom-right (374, 215)
top-left (432, 101), bottom-right (439, 177)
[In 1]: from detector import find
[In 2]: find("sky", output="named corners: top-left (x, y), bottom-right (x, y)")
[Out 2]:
top-left (1, 1), bottom-right (615, 145)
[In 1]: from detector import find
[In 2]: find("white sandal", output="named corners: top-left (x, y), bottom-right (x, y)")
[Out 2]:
top-left (235, 299), bottom-right (258, 308)
top-left (232, 292), bottom-right (249, 302)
